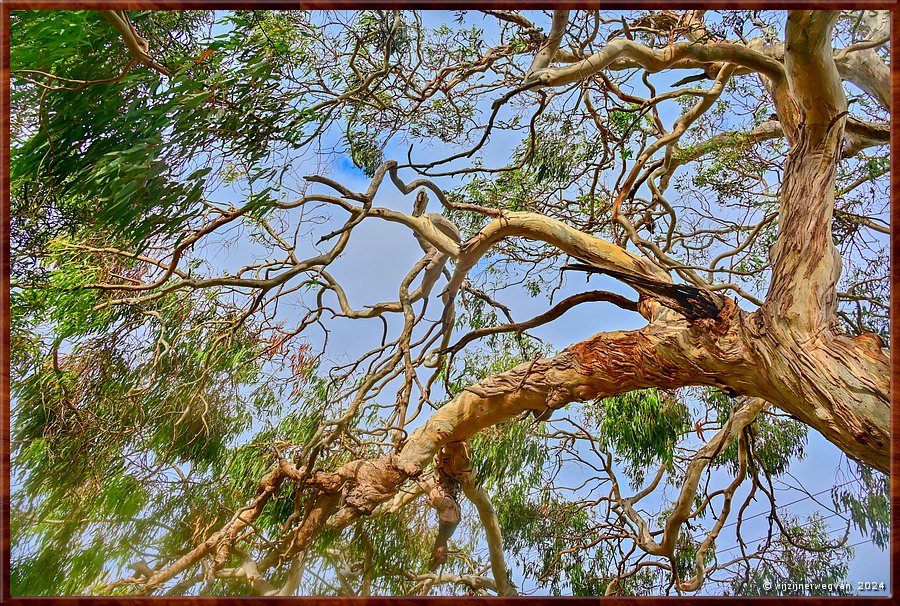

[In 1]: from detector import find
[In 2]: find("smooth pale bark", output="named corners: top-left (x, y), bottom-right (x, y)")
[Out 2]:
top-left (755, 41), bottom-right (890, 112)
top-left (100, 10), bottom-right (171, 76)
top-left (836, 47), bottom-right (891, 110)
top-left (524, 37), bottom-right (784, 88)
top-left (526, 9), bottom-right (570, 78)
top-left (124, 9), bottom-right (891, 595)
top-left (783, 12), bottom-right (845, 137)
top-left (305, 8), bottom-right (890, 592)
top-left (460, 472), bottom-right (517, 596)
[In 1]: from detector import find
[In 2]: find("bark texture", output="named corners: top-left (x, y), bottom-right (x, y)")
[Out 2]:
top-left (100, 9), bottom-right (889, 595)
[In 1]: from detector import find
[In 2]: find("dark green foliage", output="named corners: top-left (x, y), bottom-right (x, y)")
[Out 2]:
top-left (347, 130), bottom-right (385, 177)
top-left (469, 421), bottom-right (545, 493)
top-left (494, 489), bottom-right (608, 596)
top-left (586, 388), bottom-right (691, 486)
top-left (11, 10), bottom-right (316, 248)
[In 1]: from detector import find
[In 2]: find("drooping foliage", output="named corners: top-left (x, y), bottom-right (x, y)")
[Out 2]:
top-left (9, 8), bottom-right (889, 597)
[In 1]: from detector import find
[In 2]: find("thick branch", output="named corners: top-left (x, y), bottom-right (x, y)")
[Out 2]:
top-left (836, 48), bottom-right (890, 110)
top-left (766, 11), bottom-right (848, 332)
top-left (784, 11), bottom-right (846, 146)
top-left (454, 211), bottom-right (671, 296)
top-left (526, 10), bottom-right (570, 78)
top-left (524, 38), bottom-right (784, 88)
top-left (398, 316), bottom-right (755, 477)
top-left (99, 10), bottom-right (170, 77)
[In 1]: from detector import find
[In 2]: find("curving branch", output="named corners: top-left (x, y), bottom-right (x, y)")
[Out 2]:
top-left (460, 471), bottom-right (517, 596)
top-left (99, 10), bottom-right (171, 77)
top-left (526, 10), bottom-right (571, 78)
top-left (448, 289), bottom-right (638, 355)
top-left (524, 38), bottom-right (784, 88)
top-left (836, 48), bottom-right (890, 110)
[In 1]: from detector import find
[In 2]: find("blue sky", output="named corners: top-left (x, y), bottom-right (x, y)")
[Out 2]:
top-left (10, 8), bottom-right (888, 597)
top-left (308, 149), bottom-right (889, 596)
top-left (284, 10), bottom-right (890, 595)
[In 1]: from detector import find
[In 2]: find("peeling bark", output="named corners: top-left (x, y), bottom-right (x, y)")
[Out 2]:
top-left (426, 443), bottom-right (465, 572)
top-left (751, 325), bottom-right (890, 471)
top-left (396, 298), bottom-right (889, 479)
top-left (765, 127), bottom-right (844, 331)
top-left (109, 9), bottom-right (891, 595)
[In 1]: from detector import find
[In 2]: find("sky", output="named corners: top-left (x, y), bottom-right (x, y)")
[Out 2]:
top-left (10, 8), bottom-right (890, 597)
top-left (318, 146), bottom-right (891, 598)
top-left (286, 10), bottom-right (890, 595)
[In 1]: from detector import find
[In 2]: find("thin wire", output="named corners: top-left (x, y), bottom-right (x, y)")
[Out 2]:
top-left (846, 538), bottom-right (883, 550)
top-left (714, 510), bottom-right (853, 557)
top-left (688, 477), bottom-right (862, 543)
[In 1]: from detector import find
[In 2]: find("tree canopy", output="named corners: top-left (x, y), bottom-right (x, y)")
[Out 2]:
top-left (9, 9), bottom-right (891, 596)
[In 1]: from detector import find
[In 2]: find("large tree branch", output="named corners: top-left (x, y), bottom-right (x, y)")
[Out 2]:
top-left (401, 305), bottom-right (889, 481)
top-left (122, 297), bottom-right (888, 594)
top-left (784, 11), bottom-right (846, 145)
top-left (668, 115), bottom-right (886, 172)
top-left (526, 10), bottom-right (570, 78)
top-left (453, 211), bottom-right (671, 293)
top-left (99, 10), bottom-right (170, 77)
top-left (836, 48), bottom-right (890, 110)
top-left (842, 117), bottom-right (890, 155)
top-left (524, 37), bottom-right (784, 88)
top-left (765, 11), bottom-right (847, 333)
top-left (398, 314), bottom-right (754, 477)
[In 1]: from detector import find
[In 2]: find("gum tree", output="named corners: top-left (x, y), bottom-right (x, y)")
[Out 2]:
top-left (9, 9), bottom-right (890, 596)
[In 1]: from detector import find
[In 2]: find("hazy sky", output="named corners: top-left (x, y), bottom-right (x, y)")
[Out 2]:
top-left (12, 9), bottom-right (887, 597)
top-left (298, 10), bottom-right (889, 594)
